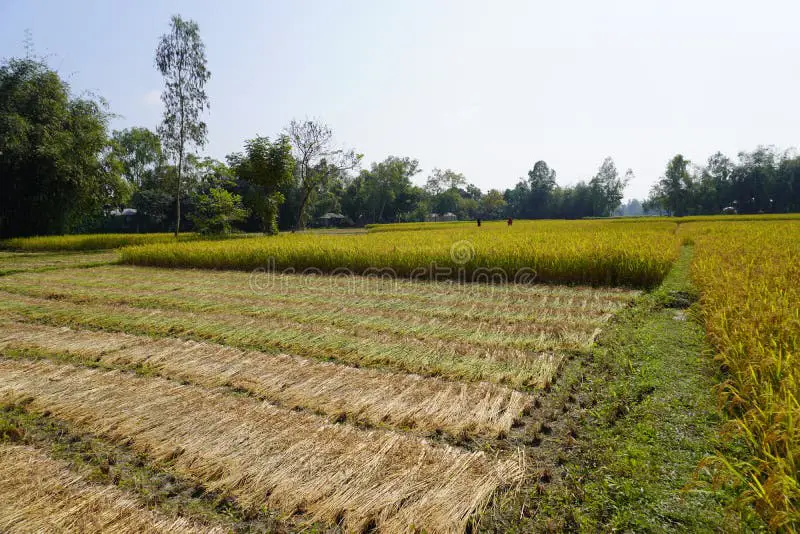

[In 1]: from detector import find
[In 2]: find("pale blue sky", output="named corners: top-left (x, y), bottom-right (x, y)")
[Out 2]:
top-left (2, 0), bottom-right (799, 200)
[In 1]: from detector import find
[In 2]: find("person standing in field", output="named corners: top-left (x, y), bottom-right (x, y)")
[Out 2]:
top-left (507, 217), bottom-right (513, 226)
top-left (477, 218), bottom-right (481, 227)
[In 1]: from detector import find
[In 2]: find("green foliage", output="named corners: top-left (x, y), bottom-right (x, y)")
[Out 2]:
top-left (155, 14), bottom-right (211, 235)
top-left (479, 189), bottom-right (506, 219)
top-left (286, 119), bottom-right (361, 230)
top-left (188, 187), bottom-right (248, 235)
top-left (188, 190), bottom-right (242, 236)
top-left (526, 160), bottom-right (557, 214)
top-left (502, 158), bottom-right (628, 219)
top-left (228, 136), bottom-right (295, 234)
top-left (644, 147), bottom-right (800, 216)
top-left (111, 127), bottom-right (163, 188)
top-left (647, 154), bottom-right (692, 216)
top-left (355, 156), bottom-right (422, 223)
top-left (425, 168), bottom-right (466, 195)
top-left (589, 157), bottom-right (630, 217)
top-left (0, 57), bottom-right (125, 237)
top-left (131, 189), bottom-right (174, 229)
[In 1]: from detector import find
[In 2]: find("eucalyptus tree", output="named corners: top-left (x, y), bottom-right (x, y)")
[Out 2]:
top-left (155, 14), bottom-right (211, 235)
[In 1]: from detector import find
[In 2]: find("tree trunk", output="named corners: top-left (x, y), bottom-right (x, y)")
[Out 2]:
top-left (295, 187), bottom-right (312, 232)
top-left (175, 147), bottom-right (183, 237)
top-left (377, 199), bottom-right (387, 223)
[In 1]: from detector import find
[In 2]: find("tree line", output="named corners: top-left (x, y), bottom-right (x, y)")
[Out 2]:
top-left (644, 150), bottom-right (800, 216)
top-left (3, 15), bottom-right (800, 238)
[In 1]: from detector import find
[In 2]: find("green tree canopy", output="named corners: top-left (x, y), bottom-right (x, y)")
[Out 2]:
top-left (228, 135), bottom-right (295, 234)
top-left (589, 157), bottom-right (630, 217)
top-left (479, 189), bottom-right (507, 219)
top-left (189, 187), bottom-right (248, 235)
top-left (647, 154), bottom-right (692, 216)
top-left (425, 168), bottom-right (466, 195)
top-left (526, 160), bottom-right (557, 216)
top-left (0, 57), bottom-right (125, 237)
top-left (111, 127), bottom-right (163, 188)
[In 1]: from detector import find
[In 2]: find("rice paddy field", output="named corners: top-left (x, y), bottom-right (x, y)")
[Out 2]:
top-left (0, 216), bottom-right (797, 531)
top-left (0, 232), bottom-right (198, 251)
top-left (120, 220), bottom-right (681, 287)
top-left (685, 220), bottom-right (800, 529)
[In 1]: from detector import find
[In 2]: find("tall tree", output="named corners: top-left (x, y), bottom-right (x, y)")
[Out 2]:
top-left (228, 136), bottom-right (295, 234)
top-left (155, 14), bottom-right (211, 236)
top-left (362, 156), bottom-right (420, 223)
top-left (648, 154), bottom-right (693, 216)
top-left (425, 168), bottom-right (466, 195)
top-left (111, 127), bottom-right (163, 188)
top-left (589, 157), bottom-right (629, 216)
top-left (285, 119), bottom-right (360, 230)
top-left (479, 189), bottom-right (507, 219)
top-left (697, 151), bottom-right (732, 213)
top-left (526, 160), bottom-right (557, 217)
top-left (0, 56), bottom-right (125, 237)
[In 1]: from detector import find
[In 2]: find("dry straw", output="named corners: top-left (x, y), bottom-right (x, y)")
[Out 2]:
top-left (0, 359), bottom-right (524, 533)
top-left (0, 444), bottom-right (221, 533)
top-left (0, 320), bottom-right (531, 437)
top-left (0, 251), bottom-right (118, 275)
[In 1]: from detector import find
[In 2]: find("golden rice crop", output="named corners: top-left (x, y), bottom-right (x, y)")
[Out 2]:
top-left (684, 221), bottom-right (800, 529)
top-left (0, 444), bottom-right (221, 533)
top-left (0, 320), bottom-right (531, 438)
top-left (604, 213), bottom-right (800, 224)
top-left (373, 214), bottom-right (800, 233)
top-left (121, 220), bottom-right (680, 287)
top-left (0, 358), bottom-right (524, 533)
top-left (1, 233), bottom-right (198, 251)
top-left (366, 220), bottom-right (475, 232)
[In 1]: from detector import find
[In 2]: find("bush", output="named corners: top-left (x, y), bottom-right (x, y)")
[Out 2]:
top-left (188, 188), bottom-right (249, 235)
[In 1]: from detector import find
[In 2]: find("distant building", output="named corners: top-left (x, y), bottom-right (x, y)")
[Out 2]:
top-left (318, 212), bottom-right (347, 227)
top-left (425, 212), bottom-right (457, 222)
top-left (109, 208), bottom-right (138, 217)
top-left (107, 208), bottom-right (138, 231)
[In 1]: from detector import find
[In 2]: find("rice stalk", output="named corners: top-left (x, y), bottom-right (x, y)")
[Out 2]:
top-left (0, 358), bottom-right (524, 533)
top-left (0, 444), bottom-right (222, 533)
top-left (0, 320), bottom-right (532, 437)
